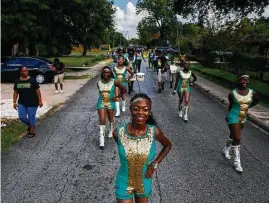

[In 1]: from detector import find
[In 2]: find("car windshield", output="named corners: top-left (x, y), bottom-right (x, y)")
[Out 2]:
top-left (33, 57), bottom-right (53, 64)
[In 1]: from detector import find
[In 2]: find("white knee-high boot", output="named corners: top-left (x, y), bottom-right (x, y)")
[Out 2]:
top-left (183, 105), bottom-right (189, 121)
top-left (122, 100), bottom-right (126, 112)
top-left (178, 105), bottom-right (183, 117)
top-left (115, 102), bottom-right (120, 117)
top-left (223, 139), bottom-right (233, 159)
top-left (232, 145), bottom-right (243, 172)
top-left (108, 122), bottom-right (115, 138)
top-left (99, 125), bottom-right (105, 149)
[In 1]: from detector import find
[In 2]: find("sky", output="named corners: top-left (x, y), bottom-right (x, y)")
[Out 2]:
top-left (112, 0), bottom-right (269, 39)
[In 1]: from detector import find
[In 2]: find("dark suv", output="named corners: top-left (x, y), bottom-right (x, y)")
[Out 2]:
top-left (1, 57), bottom-right (54, 84)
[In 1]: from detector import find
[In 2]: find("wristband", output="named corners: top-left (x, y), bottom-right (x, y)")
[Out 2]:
top-left (150, 161), bottom-right (158, 170)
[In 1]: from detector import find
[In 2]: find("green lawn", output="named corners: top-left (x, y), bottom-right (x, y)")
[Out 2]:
top-left (1, 105), bottom-right (60, 152)
top-left (1, 119), bottom-right (27, 152)
top-left (47, 55), bottom-right (105, 67)
top-left (191, 64), bottom-right (269, 108)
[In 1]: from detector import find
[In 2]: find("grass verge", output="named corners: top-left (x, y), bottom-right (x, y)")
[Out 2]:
top-left (64, 74), bottom-right (92, 80)
top-left (1, 104), bottom-right (61, 153)
top-left (191, 64), bottom-right (269, 108)
top-left (47, 55), bottom-right (106, 67)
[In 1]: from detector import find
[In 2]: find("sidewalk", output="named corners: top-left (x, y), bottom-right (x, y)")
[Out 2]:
top-left (194, 75), bottom-right (269, 132)
top-left (1, 60), bottom-right (112, 124)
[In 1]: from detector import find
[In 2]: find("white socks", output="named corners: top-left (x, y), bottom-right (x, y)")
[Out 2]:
top-left (223, 139), bottom-right (233, 159)
top-left (183, 106), bottom-right (189, 121)
top-left (115, 102), bottom-right (120, 117)
top-left (108, 122), bottom-right (115, 138)
top-left (99, 125), bottom-right (106, 148)
top-left (178, 105), bottom-right (183, 117)
top-left (232, 145), bottom-right (243, 172)
top-left (122, 100), bottom-right (126, 112)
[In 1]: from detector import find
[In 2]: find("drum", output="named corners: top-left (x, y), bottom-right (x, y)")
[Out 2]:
top-left (136, 72), bottom-right (145, 81)
top-left (170, 65), bottom-right (179, 74)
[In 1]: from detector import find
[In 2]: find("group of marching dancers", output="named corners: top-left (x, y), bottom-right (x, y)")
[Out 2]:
top-left (95, 47), bottom-right (260, 202)
top-left (96, 48), bottom-right (260, 173)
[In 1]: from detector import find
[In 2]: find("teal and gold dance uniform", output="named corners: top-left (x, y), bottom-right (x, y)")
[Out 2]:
top-left (114, 66), bottom-right (128, 87)
top-left (115, 124), bottom-right (156, 200)
top-left (226, 89), bottom-right (254, 124)
top-left (176, 70), bottom-right (192, 93)
top-left (96, 79), bottom-right (116, 110)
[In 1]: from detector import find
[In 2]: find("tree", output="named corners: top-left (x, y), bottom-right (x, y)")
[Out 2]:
top-left (129, 38), bottom-right (140, 46)
top-left (137, 17), bottom-right (160, 45)
top-left (136, 0), bottom-right (178, 44)
top-left (66, 0), bottom-right (115, 56)
top-left (1, 0), bottom-right (115, 56)
top-left (173, 0), bottom-right (269, 23)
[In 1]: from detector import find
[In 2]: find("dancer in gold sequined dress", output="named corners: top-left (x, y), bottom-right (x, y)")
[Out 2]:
top-left (223, 74), bottom-right (259, 172)
top-left (113, 93), bottom-right (172, 203)
top-left (113, 56), bottom-right (134, 117)
top-left (97, 66), bottom-right (126, 149)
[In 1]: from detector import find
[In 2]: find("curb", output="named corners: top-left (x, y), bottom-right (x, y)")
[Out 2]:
top-left (194, 82), bottom-right (269, 132)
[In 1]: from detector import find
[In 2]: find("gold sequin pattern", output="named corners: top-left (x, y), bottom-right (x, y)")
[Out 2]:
top-left (180, 71), bottom-right (191, 91)
top-left (114, 67), bottom-right (126, 83)
top-left (233, 90), bottom-right (253, 123)
top-left (119, 126), bottom-right (154, 195)
top-left (98, 80), bottom-right (114, 108)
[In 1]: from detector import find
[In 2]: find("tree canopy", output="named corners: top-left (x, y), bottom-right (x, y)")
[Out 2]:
top-left (1, 0), bottom-right (115, 56)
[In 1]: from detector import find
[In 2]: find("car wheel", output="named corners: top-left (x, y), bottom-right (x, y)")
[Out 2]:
top-left (36, 74), bottom-right (45, 84)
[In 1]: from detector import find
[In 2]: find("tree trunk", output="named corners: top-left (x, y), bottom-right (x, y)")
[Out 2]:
top-left (82, 43), bottom-right (87, 56)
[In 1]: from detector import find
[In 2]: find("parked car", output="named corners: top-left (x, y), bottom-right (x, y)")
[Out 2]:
top-left (1, 57), bottom-right (54, 84)
top-left (154, 47), bottom-right (179, 54)
top-left (1, 56), bottom-right (12, 65)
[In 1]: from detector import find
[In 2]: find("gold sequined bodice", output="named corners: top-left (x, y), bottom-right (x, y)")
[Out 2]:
top-left (180, 71), bottom-right (191, 89)
top-left (118, 125), bottom-right (155, 195)
top-left (98, 79), bottom-right (114, 105)
top-left (114, 67), bottom-right (126, 83)
top-left (233, 89), bottom-right (253, 123)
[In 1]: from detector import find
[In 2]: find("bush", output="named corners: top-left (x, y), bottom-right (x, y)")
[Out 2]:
top-left (186, 54), bottom-right (197, 61)
top-left (229, 52), bottom-right (267, 73)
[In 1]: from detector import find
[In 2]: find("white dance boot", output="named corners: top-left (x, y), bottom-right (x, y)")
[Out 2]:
top-left (122, 100), bottom-right (126, 112)
top-left (115, 102), bottom-right (120, 117)
top-left (223, 139), bottom-right (233, 159)
top-left (183, 106), bottom-right (189, 122)
top-left (232, 145), bottom-right (243, 172)
top-left (99, 125), bottom-right (106, 149)
top-left (108, 122), bottom-right (115, 138)
top-left (178, 105), bottom-right (183, 117)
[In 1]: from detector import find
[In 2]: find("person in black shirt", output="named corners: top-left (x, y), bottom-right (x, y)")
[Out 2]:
top-left (156, 50), bottom-right (168, 93)
top-left (53, 58), bottom-right (65, 94)
top-left (13, 67), bottom-right (43, 138)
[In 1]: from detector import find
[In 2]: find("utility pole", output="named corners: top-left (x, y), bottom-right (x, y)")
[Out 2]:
top-left (176, 21), bottom-right (179, 48)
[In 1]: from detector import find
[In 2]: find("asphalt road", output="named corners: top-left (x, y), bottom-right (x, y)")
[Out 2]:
top-left (1, 61), bottom-right (269, 203)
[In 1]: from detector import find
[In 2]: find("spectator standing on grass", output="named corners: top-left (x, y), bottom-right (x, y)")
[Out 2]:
top-left (13, 67), bottom-right (43, 138)
top-left (53, 58), bottom-right (65, 94)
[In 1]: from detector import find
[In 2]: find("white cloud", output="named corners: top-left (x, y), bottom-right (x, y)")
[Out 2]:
top-left (263, 6), bottom-right (269, 17)
top-left (113, 2), bottom-right (148, 39)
